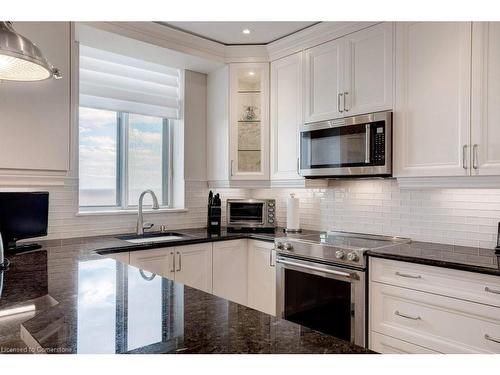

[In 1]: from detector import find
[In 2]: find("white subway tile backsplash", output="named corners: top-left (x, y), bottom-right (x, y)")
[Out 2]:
top-left (249, 179), bottom-right (500, 249)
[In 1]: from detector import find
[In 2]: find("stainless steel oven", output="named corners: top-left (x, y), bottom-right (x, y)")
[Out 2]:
top-left (276, 255), bottom-right (366, 346)
top-left (299, 111), bottom-right (392, 178)
top-left (226, 199), bottom-right (276, 231)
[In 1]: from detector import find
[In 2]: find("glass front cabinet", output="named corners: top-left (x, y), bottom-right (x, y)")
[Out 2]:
top-left (229, 63), bottom-right (270, 180)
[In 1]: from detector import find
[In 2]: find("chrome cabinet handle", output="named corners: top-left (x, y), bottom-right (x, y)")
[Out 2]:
top-left (462, 144), bottom-right (468, 169)
top-left (485, 286), bottom-right (500, 295)
top-left (344, 91), bottom-right (349, 112)
top-left (296, 158), bottom-right (300, 175)
top-left (270, 249), bottom-right (275, 267)
top-left (337, 93), bottom-right (344, 113)
top-left (485, 334), bottom-right (500, 344)
top-left (395, 271), bottom-right (422, 279)
top-left (230, 160), bottom-right (234, 176)
top-left (170, 251), bottom-right (175, 273)
top-left (473, 144), bottom-right (479, 169)
top-left (395, 310), bottom-right (421, 321)
top-left (176, 252), bottom-right (181, 272)
top-left (276, 258), bottom-right (358, 279)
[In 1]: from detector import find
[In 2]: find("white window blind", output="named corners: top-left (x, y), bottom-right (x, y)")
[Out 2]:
top-left (79, 45), bottom-right (181, 119)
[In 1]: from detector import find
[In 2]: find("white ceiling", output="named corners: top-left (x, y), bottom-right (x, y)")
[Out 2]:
top-left (161, 22), bottom-right (318, 45)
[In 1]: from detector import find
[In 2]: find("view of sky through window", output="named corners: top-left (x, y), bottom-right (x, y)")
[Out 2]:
top-left (79, 107), bottom-right (166, 207)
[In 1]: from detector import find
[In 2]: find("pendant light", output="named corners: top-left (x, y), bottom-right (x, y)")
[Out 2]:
top-left (0, 21), bottom-right (62, 81)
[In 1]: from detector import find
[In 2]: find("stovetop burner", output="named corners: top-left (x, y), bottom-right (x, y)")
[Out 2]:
top-left (275, 231), bottom-right (410, 269)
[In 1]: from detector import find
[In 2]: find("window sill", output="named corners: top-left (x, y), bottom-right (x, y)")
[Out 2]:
top-left (76, 208), bottom-right (188, 217)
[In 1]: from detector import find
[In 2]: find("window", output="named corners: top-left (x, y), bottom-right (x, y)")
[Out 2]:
top-left (78, 44), bottom-right (181, 210)
top-left (79, 108), bottom-right (171, 208)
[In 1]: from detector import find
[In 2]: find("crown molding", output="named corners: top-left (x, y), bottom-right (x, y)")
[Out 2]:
top-left (266, 21), bottom-right (380, 61)
top-left (80, 22), bottom-right (384, 69)
top-left (81, 22), bottom-right (227, 63)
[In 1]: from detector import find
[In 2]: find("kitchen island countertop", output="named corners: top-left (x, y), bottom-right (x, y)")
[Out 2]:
top-left (0, 230), bottom-right (370, 354)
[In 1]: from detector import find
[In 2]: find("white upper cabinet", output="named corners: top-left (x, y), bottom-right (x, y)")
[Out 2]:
top-left (229, 62), bottom-right (270, 180)
top-left (304, 23), bottom-right (394, 124)
top-left (0, 22), bottom-right (71, 172)
top-left (304, 38), bottom-right (344, 123)
top-left (270, 52), bottom-right (303, 181)
top-left (394, 22), bottom-right (472, 177)
top-left (344, 23), bottom-right (393, 116)
top-left (471, 22), bottom-right (500, 176)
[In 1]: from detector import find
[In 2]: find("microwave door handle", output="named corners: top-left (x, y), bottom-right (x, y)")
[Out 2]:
top-left (365, 124), bottom-right (371, 164)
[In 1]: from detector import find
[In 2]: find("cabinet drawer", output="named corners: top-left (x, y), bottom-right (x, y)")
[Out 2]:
top-left (370, 282), bottom-right (500, 353)
top-left (370, 257), bottom-right (500, 308)
top-left (370, 331), bottom-right (439, 354)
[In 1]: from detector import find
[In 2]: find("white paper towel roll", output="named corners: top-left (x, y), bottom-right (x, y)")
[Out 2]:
top-left (286, 193), bottom-right (300, 231)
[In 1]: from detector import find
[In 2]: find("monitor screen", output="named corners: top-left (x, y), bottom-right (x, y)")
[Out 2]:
top-left (0, 192), bottom-right (49, 249)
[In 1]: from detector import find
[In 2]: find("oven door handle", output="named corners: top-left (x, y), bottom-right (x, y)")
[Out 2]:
top-left (276, 258), bottom-right (359, 280)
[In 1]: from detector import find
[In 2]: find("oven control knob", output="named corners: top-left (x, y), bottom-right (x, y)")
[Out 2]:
top-left (283, 242), bottom-right (293, 250)
top-left (335, 250), bottom-right (345, 259)
top-left (275, 241), bottom-right (284, 250)
top-left (347, 252), bottom-right (359, 262)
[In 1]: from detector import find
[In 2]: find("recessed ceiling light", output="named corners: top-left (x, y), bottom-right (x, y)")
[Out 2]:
top-left (242, 28), bottom-right (251, 35)
top-left (248, 71), bottom-right (255, 76)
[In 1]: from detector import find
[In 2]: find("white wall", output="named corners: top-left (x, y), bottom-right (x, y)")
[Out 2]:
top-left (184, 70), bottom-right (207, 181)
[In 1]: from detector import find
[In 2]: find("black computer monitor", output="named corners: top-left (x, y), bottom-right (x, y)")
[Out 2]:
top-left (0, 192), bottom-right (49, 252)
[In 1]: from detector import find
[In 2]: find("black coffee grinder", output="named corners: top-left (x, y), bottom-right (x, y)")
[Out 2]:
top-left (207, 191), bottom-right (222, 235)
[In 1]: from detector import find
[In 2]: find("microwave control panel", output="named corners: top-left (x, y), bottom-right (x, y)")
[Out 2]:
top-left (373, 125), bottom-right (385, 165)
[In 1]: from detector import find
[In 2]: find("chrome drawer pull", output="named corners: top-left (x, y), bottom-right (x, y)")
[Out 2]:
top-left (395, 271), bottom-right (422, 279)
top-left (485, 286), bottom-right (500, 295)
top-left (484, 334), bottom-right (500, 344)
top-left (395, 310), bottom-right (421, 321)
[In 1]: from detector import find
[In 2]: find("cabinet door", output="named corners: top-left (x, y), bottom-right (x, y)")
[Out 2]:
top-left (247, 240), bottom-right (276, 316)
top-left (471, 22), bottom-right (500, 176)
top-left (129, 248), bottom-right (175, 280)
top-left (394, 22), bottom-right (472, 177)
top-left (174, 243), bottom-right (213, 293)
top-left (270, 52), bottom-right (303, 181)
top-left (212, 239), bottom-right (248, 305)
top-left (304, 39), bottom-right (344, 123)
top-left (344, 23), bottom-right (393, 116)
top-left (229, 63), bottom-right (270, 180)
top-left (0, 22), bottom-right (71, 171)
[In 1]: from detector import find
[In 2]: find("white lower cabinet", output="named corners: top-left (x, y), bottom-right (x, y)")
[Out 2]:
top-left (129, 247), bottom-right (175, 280)
top-left (247, 240), bottom-right (276, 316)
top-left (107, 239), bottom-right (277, 314)
top-left (369, 258), bottom-right (500, 353)
top-left (129, 243), bottom-right (213, 294)
top-left (370, 332), bottom-right (439, 354)
top-left (173, 243), bottom-right (213, 294)
top-left (212, 240), bottom-right (248, 305)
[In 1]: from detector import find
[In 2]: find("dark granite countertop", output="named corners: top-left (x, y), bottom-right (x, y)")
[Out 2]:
top-left (96, 227), bottom-right (320, 256)
top-left (367, 241), bottom-right (500, 276)
top-left (0, 228), bottom-right (370, 354)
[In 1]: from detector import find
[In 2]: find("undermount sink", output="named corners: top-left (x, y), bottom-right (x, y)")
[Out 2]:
top-left (116, 232), bottom-right (188, 244)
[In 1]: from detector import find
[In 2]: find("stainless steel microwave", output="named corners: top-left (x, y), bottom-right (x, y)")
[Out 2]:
top-left (299, 111), bottom-right (392, 178)
top-left (226, 199), bottom-right (276, 230)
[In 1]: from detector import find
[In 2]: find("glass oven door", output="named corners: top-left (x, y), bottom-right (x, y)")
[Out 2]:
top-left (276, 256), bottom-right (366, 347)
